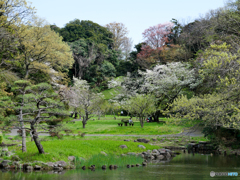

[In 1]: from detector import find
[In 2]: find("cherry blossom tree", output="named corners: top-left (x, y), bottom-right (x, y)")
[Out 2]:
top-left (137, 22), bottom-right (174, 66)
top-left (142, 22), bottom-right (174, 49)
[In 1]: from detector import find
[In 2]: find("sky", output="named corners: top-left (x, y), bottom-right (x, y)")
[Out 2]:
top-left (29, 0), bottom-right (226, 48)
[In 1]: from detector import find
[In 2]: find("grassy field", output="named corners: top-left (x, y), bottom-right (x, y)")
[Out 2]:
top-left (62, 115), bottom-right (197, 135)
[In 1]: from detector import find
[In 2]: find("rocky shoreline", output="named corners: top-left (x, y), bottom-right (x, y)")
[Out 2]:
top-left (0, 146), bottom-right (175, 172)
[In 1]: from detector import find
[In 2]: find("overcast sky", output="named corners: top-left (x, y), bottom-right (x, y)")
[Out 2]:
top-left (29, 0), bottom-right (226, 48)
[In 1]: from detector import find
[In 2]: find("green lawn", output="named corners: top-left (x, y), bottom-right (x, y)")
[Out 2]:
top-left (7, 135), bottom-right (208, 163)
top-left (63, 116), bottom-right (195, 135)
top-left (9, 137), bottom-right (159, 163)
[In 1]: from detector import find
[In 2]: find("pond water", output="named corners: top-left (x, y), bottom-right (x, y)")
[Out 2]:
top-left (0, 153), bottom-right (240, 180)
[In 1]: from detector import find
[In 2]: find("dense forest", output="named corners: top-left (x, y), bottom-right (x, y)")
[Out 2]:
top-left (1, 0), bottom-right (240, 152)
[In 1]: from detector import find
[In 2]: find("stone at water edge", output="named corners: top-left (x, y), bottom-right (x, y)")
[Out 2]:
top-left (166, 152), bottom-right (171, 158)
top-left (156, 155), bottom-right (165, 160)
top-left (56, 161), bottom-right (67, 168)
top-left (119, 145), bottom-right (127, 149)
top-left (34, 165), bottom-right (41, 170)
top-left (68, 156), bottom-right (75, 162)
top-left (0, 160), bottom-right (11, 168)
top-left (142, 162), bottom-right (147, 166)
top-left (102, 165), bottom-right (106, 170)
top-left (124, 139), bottom-right (130, 142)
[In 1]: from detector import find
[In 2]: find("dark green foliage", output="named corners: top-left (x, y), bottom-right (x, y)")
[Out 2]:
top-left (203, 126), bottom-right (240, 149)
top-left (51, 19), bottom-right (113, 46)
top-left (100, 61), bottom-right (116, 77)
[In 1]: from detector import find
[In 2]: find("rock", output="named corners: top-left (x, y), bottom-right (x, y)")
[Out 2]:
top-left (109, 165), bottom-right (113, 169)
top-left (23, 163), bottom-right (30, 170)
top-left (147, 150), bottom-right (152, 154)
top-left (137, 138), bottom-right (150, 143)
top-left (127, 152), bottom-right (136, 156)
top-left (119, 145), bottom-right (127, 149)
top-left (68, 156), bottom-right (75, 162)
top-left (34, 165), bottom-right (41, 170)
top-left (114, 165), bottom-right (118, 169)
top-left (82, 166), bottom-right (86, 170)
top-left (47, 162), bottom-right (54, 167)
top-left (11, 155), bottom-right (21, 161)
top-left (126, 164), bottom-right (130, 168)
top-left (152, 153), bottom-right (160, 157)
top-left (17, 144), bottom-right (22, 147)
top-left (8, 137), bottom-right (13, 140)
top-left (152, 149), bottom-right (159, 154)
top-left (156, 155), bottom-right (165, 160)
top-left (134, 140), bottom-right (137, 142)
top-left (136, 164), bottom-right (140, 167)
top-left (9, 165), bottom-right (15, 169)
top-left (6, 151), bottom-right (14, 156)
top-left (131, 164), bottom-right (135, 167)
top-left (26, 166), bottom-right (33, 171)
top-left (0, 160), bottom-right (11, 168)
top-left (2, 147), bottom-right (8, 152)
top-left (56, 161), bottom-right (67, 168)
top-left (166, 152), bottom-right (171, 158)
top-left (142, 162), bottom-right (147, 166)
top-left (152, 138), bottom-right (157, 141)
top-left (124, 139), bottom-right (130, 141)
top-left (138, 145), bottom-right (146, 149)
top-left (102, 165), bottom-right (106, 170)
top-left (101, 151), bottom-right (107, 156)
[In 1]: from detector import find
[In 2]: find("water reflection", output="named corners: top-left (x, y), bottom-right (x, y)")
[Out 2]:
top-left (0, 153), bottom-right (240, 180)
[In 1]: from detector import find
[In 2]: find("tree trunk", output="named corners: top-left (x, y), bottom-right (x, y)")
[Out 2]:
top-left (20, 109), bottom-right (27, 152)
top-left (82, 120), bottom-right (86, 128)
top-left (25, 64), bottom-right (29, 79)
top-left (74, 112), bottom-right (78, 118)
top-left (31, 124), bottom-right (45, 154)
top-left (21, 128), bottom-right (27, 152)
top-left (140, 117), bottom-right (144, 128)
top-left (98, 111), bottom-right (100, 120)
top-left (153, 111), bottom-right (160, 122)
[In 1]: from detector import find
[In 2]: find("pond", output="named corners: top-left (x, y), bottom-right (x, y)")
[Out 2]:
top-left (0, 153), bottom-right (240, 180)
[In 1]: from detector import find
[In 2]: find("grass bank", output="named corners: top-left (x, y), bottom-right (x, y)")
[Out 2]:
top-left (8, 137), bottom-right (159, 162)
top-left (5, 135), bottom-right (208, 163)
